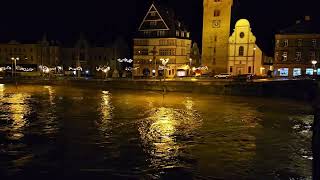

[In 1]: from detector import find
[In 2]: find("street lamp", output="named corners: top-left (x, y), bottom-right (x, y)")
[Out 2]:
top-left (312, 60), bottom-right (318, 75)
top-left (11, 57), bottom-right (19, 78)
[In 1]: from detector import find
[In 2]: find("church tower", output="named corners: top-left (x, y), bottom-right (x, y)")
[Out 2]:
top-left (202, 0), bottom-right (233, 74)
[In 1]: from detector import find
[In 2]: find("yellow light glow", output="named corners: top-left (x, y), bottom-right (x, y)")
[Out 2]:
top-left (7, 93), bottom-right (30, 139)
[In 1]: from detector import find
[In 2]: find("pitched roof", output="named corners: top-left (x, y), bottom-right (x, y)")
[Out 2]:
top-left (135, 1), bottom-right (190, 38)
top-left (279, 18), bottom-right (320, 34)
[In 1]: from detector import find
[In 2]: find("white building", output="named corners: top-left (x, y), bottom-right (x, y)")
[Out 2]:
top-left (228, 19), bottom-right (268, 76)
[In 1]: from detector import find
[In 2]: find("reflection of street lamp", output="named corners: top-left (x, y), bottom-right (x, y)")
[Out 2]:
top-left (11, 57), bottom-right (19, 78)
top-left (312, 60), bottom-right (318, 75)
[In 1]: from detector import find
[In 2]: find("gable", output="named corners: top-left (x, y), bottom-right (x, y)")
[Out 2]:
top-left (138, 4), bottom-right (170, 31)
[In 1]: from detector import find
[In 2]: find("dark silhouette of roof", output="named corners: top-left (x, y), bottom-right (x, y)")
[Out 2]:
top-left (279, 17), bottom-right (320, 34)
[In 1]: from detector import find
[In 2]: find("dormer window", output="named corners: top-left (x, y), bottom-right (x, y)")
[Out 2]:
top-left (176, 30), bottom-right (180, 37)
top-left (150, 12), bottom-right (156, 16)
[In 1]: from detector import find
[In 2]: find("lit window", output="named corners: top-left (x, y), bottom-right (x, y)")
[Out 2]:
top-left (150, 12), bottom-right (156, 16)
top-left (293, 68), bottom-right (301, 76)
top-left (306, 68), bottom-right (314, 75)
top-left (296, 52), bottom-right (301, 61)
top-left (276, 40), bottom-right (280, 47)
top-left (239, 46), bottom-right (244, 56)
top-left (282, 52), bottom-right (288, 61)
top-left (279, 68), bottom-right (289, 77)
top-left (284, 40), bottom-right (289, 47)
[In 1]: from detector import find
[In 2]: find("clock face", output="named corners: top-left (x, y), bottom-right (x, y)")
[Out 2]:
top-left (212, 20), bottom-right (221, 28)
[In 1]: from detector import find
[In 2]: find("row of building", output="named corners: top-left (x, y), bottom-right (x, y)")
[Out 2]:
top-left (0, 34), bottom-right (128, 76)
top-left (1, 0), bottom-right (319, 78)
top-left (133, 1), bottom-right (319, 78)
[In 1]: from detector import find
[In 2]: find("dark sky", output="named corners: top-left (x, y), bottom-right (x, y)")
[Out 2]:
top-left (0, 0), bottom-right (318, 54)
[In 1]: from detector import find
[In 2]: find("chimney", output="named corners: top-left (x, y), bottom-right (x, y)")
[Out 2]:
top-left (305, 16), bottom-right (311, 21)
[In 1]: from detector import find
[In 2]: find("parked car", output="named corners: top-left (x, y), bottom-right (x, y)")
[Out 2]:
top-left (214, 73), bottom-right (231, 79)
top-left (232, 74), bottom-right (255, 81)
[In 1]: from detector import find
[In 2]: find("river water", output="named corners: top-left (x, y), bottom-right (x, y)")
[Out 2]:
top-left (0, 84), bottom-right (313, 179)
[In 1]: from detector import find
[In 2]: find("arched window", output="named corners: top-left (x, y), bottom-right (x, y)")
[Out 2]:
top-left (239, 46), bottom-right (244, 56)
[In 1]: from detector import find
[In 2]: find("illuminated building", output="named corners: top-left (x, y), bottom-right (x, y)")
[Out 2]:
top-left (228, 19), bottom-right (272, 76)
top-left (133, 2), bottom-right (192, 78)
top-left (0, 37), bottom-right (60, 72)
top-left (274, 16), bottom-right (320, 77)
top-left (0, 34), bottom-right (128, 76)
top-left (202, 0), bottom-right (233, 74)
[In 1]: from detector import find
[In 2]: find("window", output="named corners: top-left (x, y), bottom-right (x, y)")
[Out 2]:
top-left (160, 40), bottom-right (167, 45)
top-left (150, 21), bottom-right (157, 26)
top-left (312, 39), bottom-right (317, 47)
top-left (214, 0), bottom-right (221, 2)
top-left (157, 31), bottom-right (166, 37)
top-left (181, 31), bottom-right (185, 37)
top-left (317, 69), bottom-right (320, 75)
top-left (181, 49), bottom-right (186, 55)
top-left (168, 40), bottom-right (176, 46)
top-left (306, 68), bottom-right (314, 75)
top-left (159, 49), bottom-right (175, 56)
top-left (279, 68), bottom-right (289, 77)
top-left (176, 31), bottom-right (180, 37)
top-left (282, 52), bottom-right (288, 61)
top-left (283, 40), bottom-right (289, 47)
top-left (248, 66), bottom-right (252, 73)
top-left (135, 49), bottom-right (148, 55)
top-left (296, 52), bottom-right (302, 61)
top-left (275, 52), bottom-right (279, 61)
top-left (276, 40), bottom-right (280, 47)
top-left (214, 36), bottom-right (217, 42)
top-left (213, 47), bottom-right (216, 53)
top-left (214, 10), bottom-right (220, 17)
top-left (230, 66), bottom-right (233, 73)
top-left (240, 32), bottom-right (245, 38)
top-left (239, 46), bottom-right (244, 56)
top-left (297, 39), bottom-right (303, 47)
top-left (186, 32), bottom-right (190, 38)
top-left (150, 12), bottom-right (156, 16)
top-left (310, 51), bottom-right (316, 60)
top-left (293, 68), bottom-right (301, 76)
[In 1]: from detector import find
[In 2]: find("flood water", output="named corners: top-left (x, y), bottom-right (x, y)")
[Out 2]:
top-left (0, 84), bottom-right (313, 179)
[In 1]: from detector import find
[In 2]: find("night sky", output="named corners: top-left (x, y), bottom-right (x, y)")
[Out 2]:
top-left (0, 0), bottom-right (318, 55)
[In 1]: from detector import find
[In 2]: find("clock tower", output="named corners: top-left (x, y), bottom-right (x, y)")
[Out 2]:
top-left (202, 0), bottom-right (233, 74)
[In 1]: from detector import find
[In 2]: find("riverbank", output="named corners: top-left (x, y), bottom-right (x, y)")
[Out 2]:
top-left (0, 78), bottom-right (317, 101)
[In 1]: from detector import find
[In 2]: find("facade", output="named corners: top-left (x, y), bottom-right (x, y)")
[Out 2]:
top-left (228, 19), bottom-right (267, 76)
top-left (0, 38), bottom-right (60, 72)
top-left (133, 2), bottom-right (192, 78)
top-left (274, 16), bottom-right (320, 77)
top-left (0, 34), bottom-right (128, 76)
top-left (202, 0), bottom-right (233, 74)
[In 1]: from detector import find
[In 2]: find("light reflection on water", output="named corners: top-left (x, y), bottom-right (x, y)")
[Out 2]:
top-left (0, 85), bottom-right (313, 179)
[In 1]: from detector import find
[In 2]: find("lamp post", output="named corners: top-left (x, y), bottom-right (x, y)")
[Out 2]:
top-left (312, 60), bottom-right (318, 76)
top-left (11, 57), bottom-right (19, 79)
top-left (253, 47), bottom-right (256, 75)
